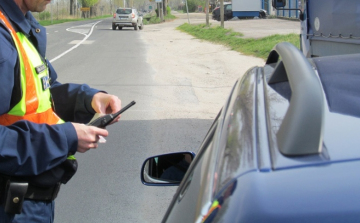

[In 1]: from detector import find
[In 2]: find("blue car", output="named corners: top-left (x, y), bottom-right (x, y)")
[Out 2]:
top-left (141, 0), bottom-right (360, 222)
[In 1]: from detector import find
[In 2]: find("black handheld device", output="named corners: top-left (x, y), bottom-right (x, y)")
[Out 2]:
top-left (87, 101), bottom-right (136, 128)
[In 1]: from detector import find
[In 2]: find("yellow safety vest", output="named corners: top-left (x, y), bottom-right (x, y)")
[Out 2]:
top-left (0, 11), bottom-right (63, 126)
top-left (0, 11), bottom-right (77, 163)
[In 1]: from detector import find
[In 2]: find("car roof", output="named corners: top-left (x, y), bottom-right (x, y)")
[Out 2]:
top-left (207, 52), bottom-right (360, 222)
top-left (209, 49), bottom-right (360, 190)
top-left (266, 53), bottom-right (360, 170)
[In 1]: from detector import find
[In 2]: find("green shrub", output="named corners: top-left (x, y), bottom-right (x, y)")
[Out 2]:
top-left (186, 1), bottom-right (197, 12)
top-left (186, 0), bottom-right (202, 12)
top-left (166, 6), bottom-right (171, 15)
top-left (143, 16), bottom-right (161, 25)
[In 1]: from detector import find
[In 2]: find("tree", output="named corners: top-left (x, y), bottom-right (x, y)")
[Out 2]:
top-left (163, 0), bottom-right (167, 16)
top-left (70, 0), bottom-right (74, 15)
top-left (81, 0), bottom-right (99, 17)
top-left (82, 0), bottom-right (99, 7)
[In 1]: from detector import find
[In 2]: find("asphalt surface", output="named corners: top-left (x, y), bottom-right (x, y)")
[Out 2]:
top-left (47, 13), bottom-right (302, 223)
top-left (48, 17), bottom-right (223, 223)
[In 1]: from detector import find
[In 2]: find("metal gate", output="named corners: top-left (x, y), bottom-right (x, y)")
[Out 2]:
top-left (276, 0), bottom-right (300, 19)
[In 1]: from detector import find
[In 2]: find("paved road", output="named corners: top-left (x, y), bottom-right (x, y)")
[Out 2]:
top-left (47, 13), bottom-right (301, 223)
top-left (48, 17), bottom-right (216, 223)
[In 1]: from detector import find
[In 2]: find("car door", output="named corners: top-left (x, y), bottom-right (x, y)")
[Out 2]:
top-left (161, 116), bottom-right (219, 223)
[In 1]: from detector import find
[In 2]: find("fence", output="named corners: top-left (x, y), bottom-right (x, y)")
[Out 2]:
top-left (275, 0), bottom-right (300, 19)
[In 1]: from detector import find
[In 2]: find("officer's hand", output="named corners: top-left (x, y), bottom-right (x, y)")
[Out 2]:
top-left (72, 123), bottom-right (109, 153)
top-left (91, 92), bottom-right (122, 123)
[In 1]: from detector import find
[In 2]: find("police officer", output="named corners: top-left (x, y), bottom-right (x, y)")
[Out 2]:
top-left (0, 0), bottom-right (122, 222)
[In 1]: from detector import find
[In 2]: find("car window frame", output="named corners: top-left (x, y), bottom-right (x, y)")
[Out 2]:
top-left (116, 8), bottom-right (132, 14)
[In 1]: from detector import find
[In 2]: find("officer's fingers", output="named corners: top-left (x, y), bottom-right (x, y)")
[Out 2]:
top-left (91, 92), bottom-right (108, 113)
top-left (108, 95), bottom-right (121, 114)
top-left (72, 123), bottom-right (107, 152)
top-left (91, 93), bottom-right (121, 114)
top-left (88, 142), bottom-right (98, 149)
top-left (93, 127), bottom-right (108, 138)
top-left (73, 123), bottom-right (108, 140)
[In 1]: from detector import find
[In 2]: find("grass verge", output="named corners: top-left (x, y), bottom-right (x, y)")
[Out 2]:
top-left (177, 23), bottom-right (300, 60)
top-left (143, 14), bottom-right (177, 25)
top-left (38, 15), bottom-right (111, 26)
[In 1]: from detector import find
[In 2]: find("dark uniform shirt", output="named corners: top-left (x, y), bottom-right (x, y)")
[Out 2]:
top-left (0, 0), bottom-right (99, 177)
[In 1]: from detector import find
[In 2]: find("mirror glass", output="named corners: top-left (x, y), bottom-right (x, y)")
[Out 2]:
top-left (141, 152), bottom-right (194, 184)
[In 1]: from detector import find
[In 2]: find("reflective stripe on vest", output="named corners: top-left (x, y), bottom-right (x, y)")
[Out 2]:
top-left (0, 11), bottom-right (63, 126)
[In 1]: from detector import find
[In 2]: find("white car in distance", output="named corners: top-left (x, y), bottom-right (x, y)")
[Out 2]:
top-left (112, 8), bottom-right (143, 31)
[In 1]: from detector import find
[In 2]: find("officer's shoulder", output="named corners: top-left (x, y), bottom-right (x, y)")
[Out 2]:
top-left (0, 27), bottom-right (17, 64)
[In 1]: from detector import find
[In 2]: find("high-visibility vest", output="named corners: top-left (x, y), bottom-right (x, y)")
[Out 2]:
top-left (0, 11), bottom-right (77, 165)
top-left (0, 11), bottom-right (63, 126)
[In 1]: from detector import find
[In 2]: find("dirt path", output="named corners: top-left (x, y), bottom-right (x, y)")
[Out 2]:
top-left (140, 13), bottom-right (265, 120)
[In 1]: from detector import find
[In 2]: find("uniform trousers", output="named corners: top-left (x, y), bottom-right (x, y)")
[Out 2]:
top-left (0, 200), bottom-right (54, 223)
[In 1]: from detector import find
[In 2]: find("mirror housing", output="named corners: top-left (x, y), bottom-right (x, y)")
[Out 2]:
top-left (272, 0), bottom-right (286, 8)
top-left (140, 152), bottom-right (195, 186)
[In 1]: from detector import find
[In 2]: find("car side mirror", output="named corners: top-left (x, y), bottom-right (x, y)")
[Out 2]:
top-left (272, 0), bottom-right (286, 8)
top-left (140, 152), bottom-right (195, 186)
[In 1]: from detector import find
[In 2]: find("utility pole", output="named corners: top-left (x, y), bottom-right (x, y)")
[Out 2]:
top-left (163, 0), bottom-right (167, 16)
top-left (185, 0), bottom-right (190, 24)
top-left (75, 0), bottom-right (77, 18)
top-left (160, 1), bottom-right (164, 21)
top-left (220, 0), bottom-right (224, 28)
top-left (205, 0), bottom-right (209, 26)
top-left (50, 1), bottom-right (53, 24)
top-left (57, 2), bottom-right (59, 20)
top-left (157, 2), bottom-right (160, 17)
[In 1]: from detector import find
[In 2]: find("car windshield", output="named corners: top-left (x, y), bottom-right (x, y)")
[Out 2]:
top-left (116, 8), bottom-right (132, 14)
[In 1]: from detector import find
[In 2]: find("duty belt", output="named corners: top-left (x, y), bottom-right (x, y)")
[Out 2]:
top-left (24, 182), bottom-right (61, 201)
top-left (0, 177), bottom-right (61, 214)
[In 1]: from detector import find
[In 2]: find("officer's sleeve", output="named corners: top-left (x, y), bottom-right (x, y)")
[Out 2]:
top-left (48, 61), bottom-right (102, 123)
top-left (0, 121), bottom-right (78, 176)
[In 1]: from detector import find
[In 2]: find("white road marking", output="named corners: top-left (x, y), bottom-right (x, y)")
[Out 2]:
top-left (68, 40), bottom-right (94, 45)
top-left (49, 21), bottom-right (101, 63)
